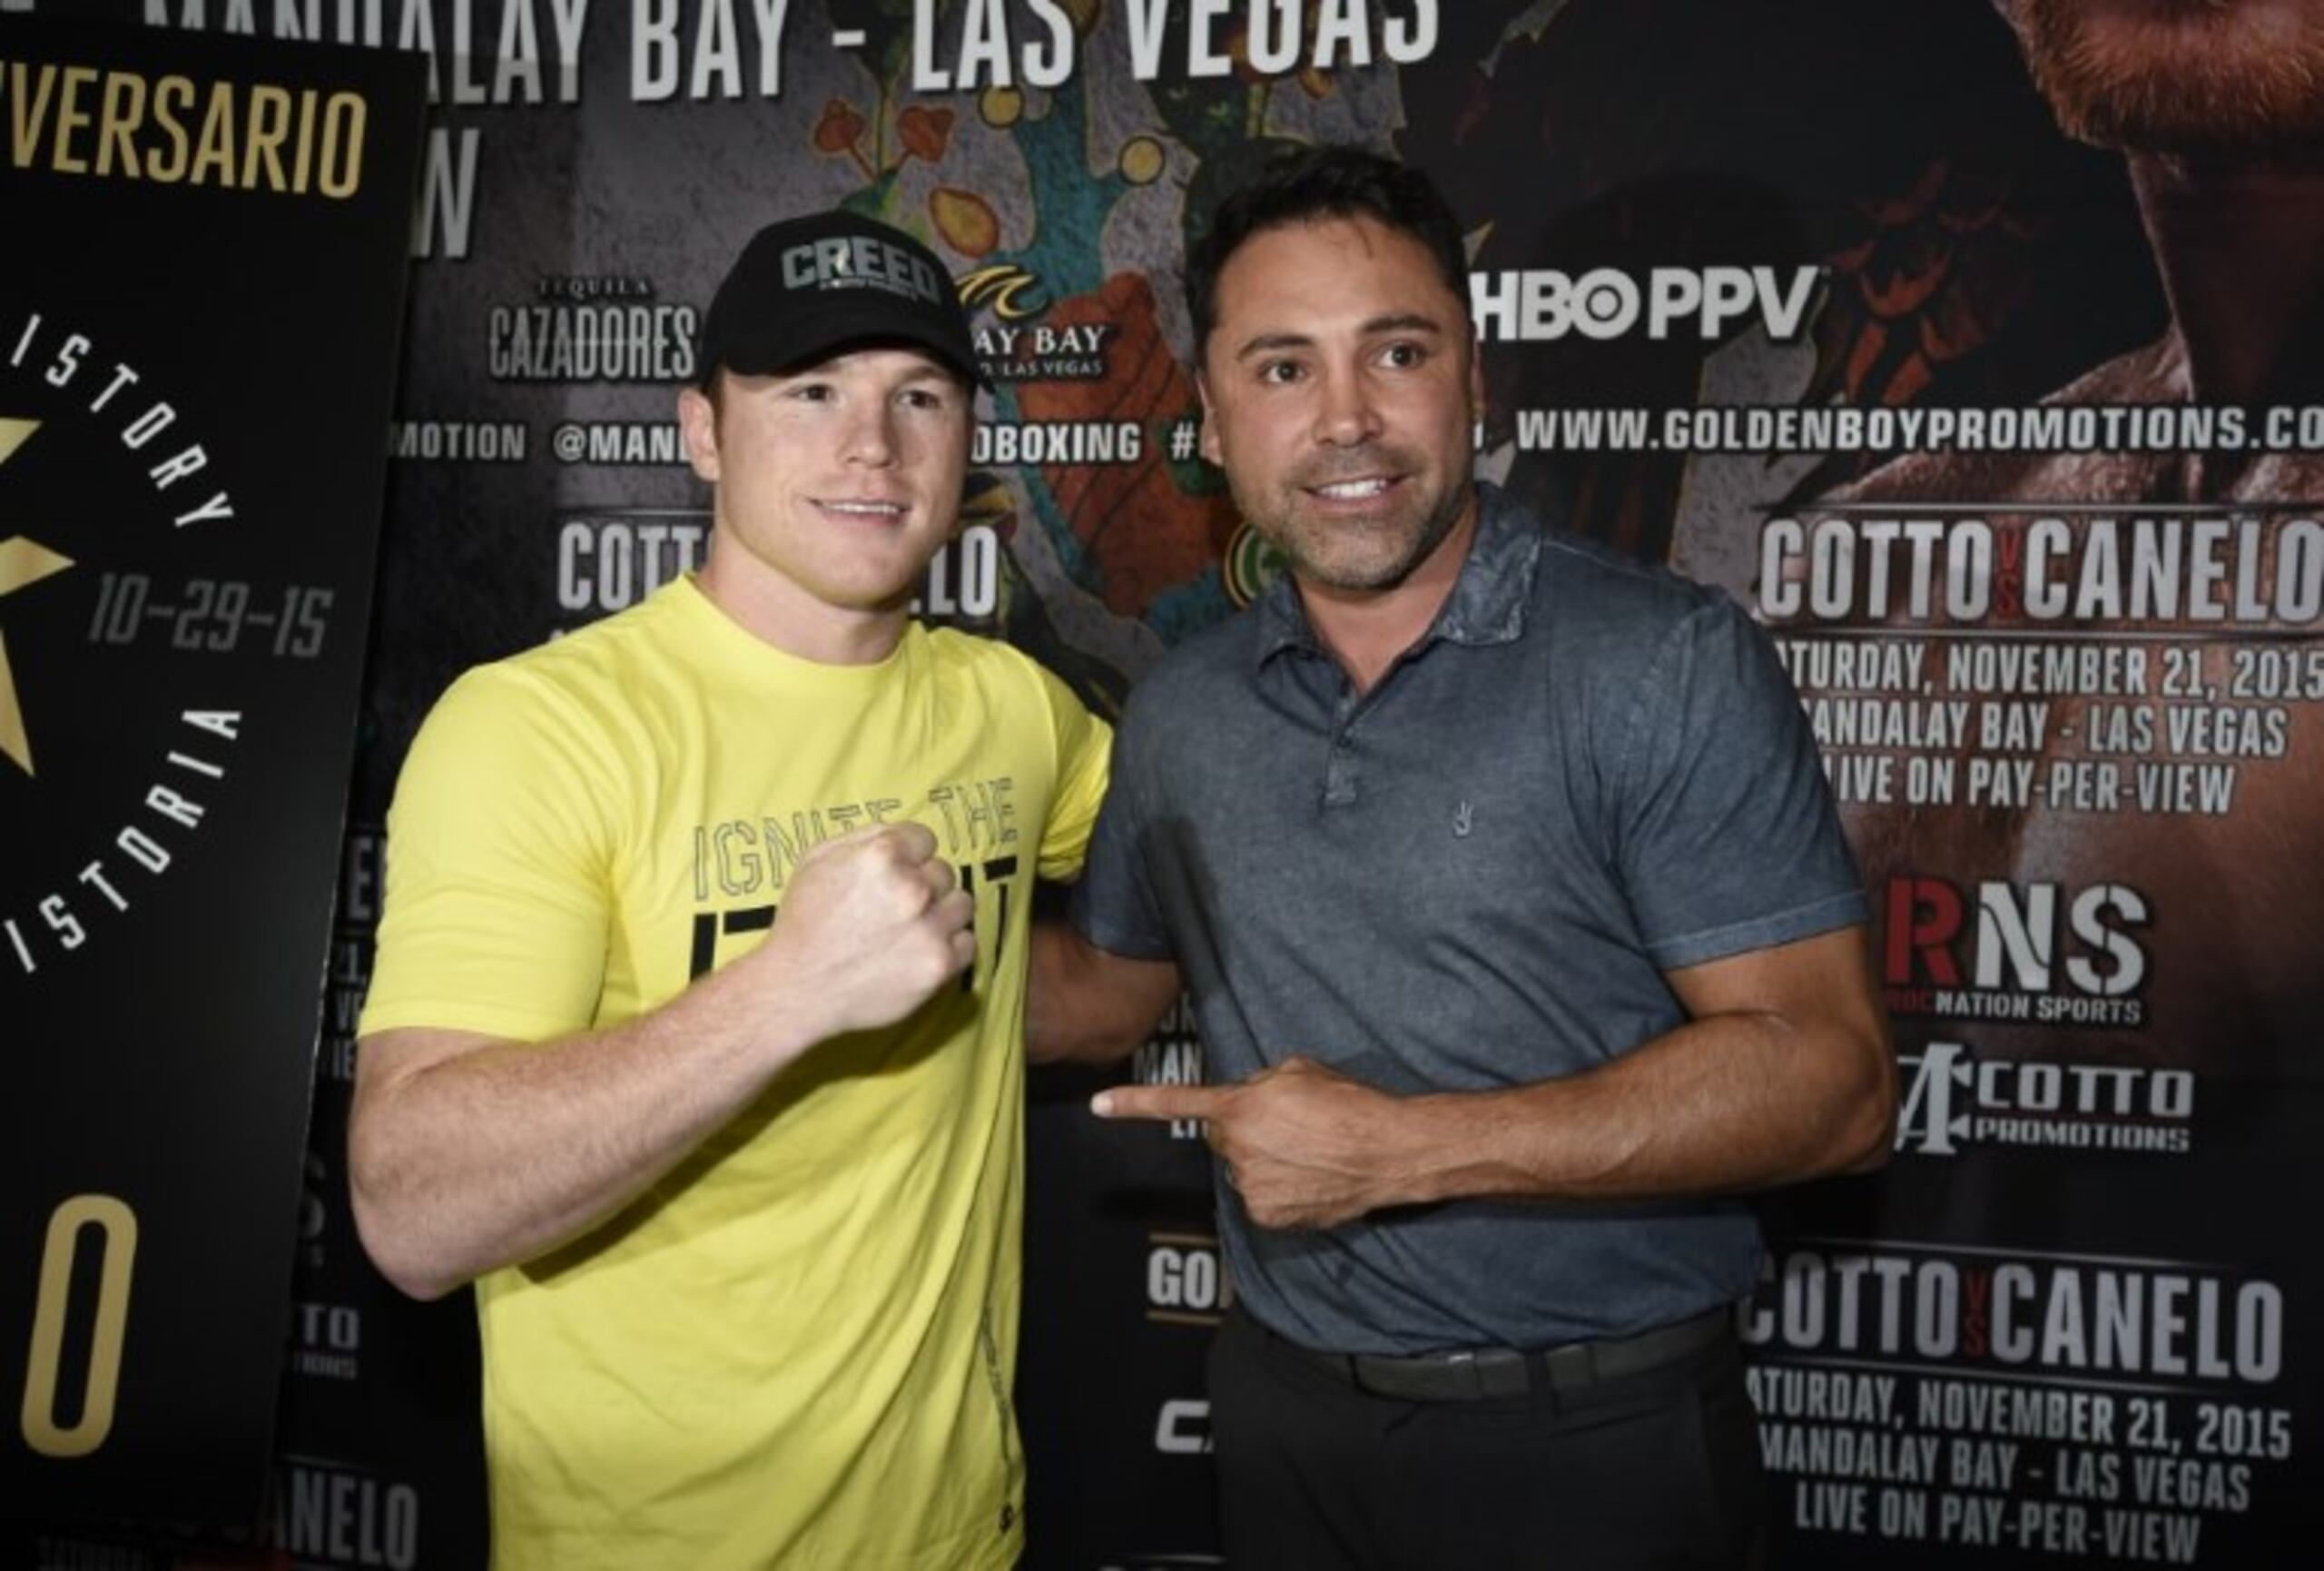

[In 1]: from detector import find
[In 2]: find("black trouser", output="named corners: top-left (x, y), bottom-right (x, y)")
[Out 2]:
top-left (1207, 1307), bottom-right (1769, 1570)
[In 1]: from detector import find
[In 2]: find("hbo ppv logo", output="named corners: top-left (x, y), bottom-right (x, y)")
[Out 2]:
top-left (1469, 265), bottom-right (1822, 343)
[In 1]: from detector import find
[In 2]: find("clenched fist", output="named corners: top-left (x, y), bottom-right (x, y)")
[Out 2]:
top-left (751, 822), bottom-right (977, 1039)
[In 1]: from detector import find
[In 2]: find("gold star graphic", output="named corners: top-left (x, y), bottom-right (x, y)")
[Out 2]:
top-left (0, 418), bottom-right (77, 776)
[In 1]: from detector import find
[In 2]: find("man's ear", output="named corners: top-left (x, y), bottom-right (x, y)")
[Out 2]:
top-left (1196, 369), bottom-right (1223, 466)
top-left (677, 383), bottom-right (722, 484)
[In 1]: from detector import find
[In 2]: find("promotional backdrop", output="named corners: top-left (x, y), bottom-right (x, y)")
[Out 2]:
top-left (6, 2), bottom-right (2318, 1567)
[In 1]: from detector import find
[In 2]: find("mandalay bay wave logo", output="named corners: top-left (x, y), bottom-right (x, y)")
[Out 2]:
top-left (0, 309), bottom-right (264, 982)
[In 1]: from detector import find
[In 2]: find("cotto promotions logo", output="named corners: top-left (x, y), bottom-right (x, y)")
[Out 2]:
top-left (1, 309), bottom-right (267, 979)
top-left (1895, 1042), bottom-right (2193, 1158)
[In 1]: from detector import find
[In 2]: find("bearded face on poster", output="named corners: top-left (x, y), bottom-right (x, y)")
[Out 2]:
top-left (1827, 0), bottom-right (2324, 1077)
top-left (2002, 0), bottom-right (2324, 159)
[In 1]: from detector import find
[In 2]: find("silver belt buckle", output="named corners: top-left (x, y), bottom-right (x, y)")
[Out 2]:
top-left (1439, 1349), bottom-right (1486, 1400)
top-left (1543, 1340), bottom-right (1599, 1389)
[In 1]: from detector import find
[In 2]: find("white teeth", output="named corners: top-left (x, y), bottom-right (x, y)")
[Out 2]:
top-left (823, 500), bottom-right (903, 515)
top-left (1314, 478), bottom-right (1392, 499)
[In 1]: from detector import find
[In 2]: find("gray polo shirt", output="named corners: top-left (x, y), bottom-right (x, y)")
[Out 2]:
top-left (1072, 483), bottom-right (1866, 1356)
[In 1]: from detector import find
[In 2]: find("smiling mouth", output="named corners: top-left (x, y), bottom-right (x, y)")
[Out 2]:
top-left (1304, 476), bottom-right (1403, 500)
top-left (815, 499), bottom-right (909, 519)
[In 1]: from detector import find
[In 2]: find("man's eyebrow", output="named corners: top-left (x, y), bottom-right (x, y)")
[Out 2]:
top-left (1229, 314), bottom-right (1448, 361)
top-left (1231, 331), bottom-right (1316, 361)
top-left (1360, 312), bottom-right (1448, 338)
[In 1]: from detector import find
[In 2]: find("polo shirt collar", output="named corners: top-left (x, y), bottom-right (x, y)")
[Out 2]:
top-left (1253, 481), bottom-right (1540, 667)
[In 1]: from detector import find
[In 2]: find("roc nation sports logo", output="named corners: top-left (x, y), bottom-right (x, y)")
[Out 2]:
top-left (1882, 875), bottom-right (2151, 1029)
top-left (0, 310), bottom-right (263, 980)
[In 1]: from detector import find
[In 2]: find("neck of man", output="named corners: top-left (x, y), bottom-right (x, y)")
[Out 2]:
top-left (1296, 487), bottom-right (1480, 695)
top-left (2131, 151), bottom-right (2324, 406)
top-left (696, 539), bottom-right (912, 667)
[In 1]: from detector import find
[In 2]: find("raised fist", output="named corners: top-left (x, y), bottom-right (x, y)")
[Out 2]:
top-left (750, 822), bottom-right (976, 1039)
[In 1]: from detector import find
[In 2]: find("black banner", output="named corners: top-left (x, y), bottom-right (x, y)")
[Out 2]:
top-left (0, 15), bottom-right (423, 1534)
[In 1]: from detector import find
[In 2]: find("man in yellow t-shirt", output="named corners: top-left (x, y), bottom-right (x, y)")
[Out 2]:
top-left (349, 211), bottom-right (1109, 1570)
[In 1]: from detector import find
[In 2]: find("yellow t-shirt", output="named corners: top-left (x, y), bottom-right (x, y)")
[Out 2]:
top-left (360, 576), bottom-right (1110, 1570)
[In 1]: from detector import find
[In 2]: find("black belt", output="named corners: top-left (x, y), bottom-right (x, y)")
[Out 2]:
top-left (1266, 1305), bottom-right (1732, 1403)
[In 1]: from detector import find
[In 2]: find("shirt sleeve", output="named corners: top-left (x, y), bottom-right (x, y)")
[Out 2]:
top-left (1615, 596), bottom-right (1867, 970)
top-left (1067, 689), bottom-right (1177, 962)
top-left (359, 664), bottom-right (615, 1042)
top-left (1030, 657), bottom-right (1114, 881)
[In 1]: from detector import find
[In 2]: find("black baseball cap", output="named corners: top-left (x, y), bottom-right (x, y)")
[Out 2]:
top-left (695, 211), bottom-right (980, 389)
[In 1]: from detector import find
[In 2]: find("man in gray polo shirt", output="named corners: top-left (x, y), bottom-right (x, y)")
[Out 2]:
top-left (1029, 146), bottom-right (1894, 1569)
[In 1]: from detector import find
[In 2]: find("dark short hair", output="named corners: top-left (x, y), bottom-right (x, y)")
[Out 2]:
top-left (1185, 144), bottom-right (1470, 361)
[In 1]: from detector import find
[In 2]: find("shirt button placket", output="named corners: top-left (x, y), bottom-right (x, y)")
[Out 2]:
top-left (1324, 689), bottom-right (1360, 807)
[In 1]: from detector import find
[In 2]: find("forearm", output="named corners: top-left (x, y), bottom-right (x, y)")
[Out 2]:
top-left (351, 819), bottom-right (979, 1297)
top-left (349, 963), bottom-right (823, 1299)
top-left (1026, 921), bottom-right (1180, 1064)
top-left (1385, 1007), bottom-right (1895, 1207)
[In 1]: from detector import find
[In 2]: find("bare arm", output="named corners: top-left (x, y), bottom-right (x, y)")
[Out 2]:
top-left (349, 824), bottom-right (974, 1299)
top-left (1094, 924), bottom-right (1895, 1229)
top-left (1025, 922), bottom-right (1181, 1064)
top-left (1396, 923), bottom-right (1895, 1200)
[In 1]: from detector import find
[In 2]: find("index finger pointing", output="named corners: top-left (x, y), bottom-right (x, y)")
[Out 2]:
top-left (1092, 1084), bottom-right (1227, 1122)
